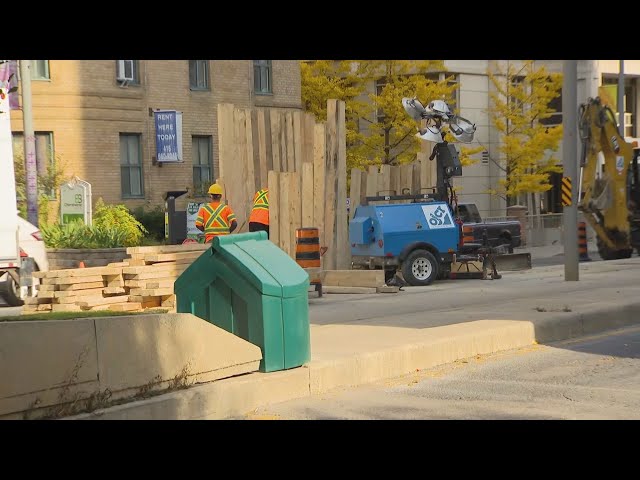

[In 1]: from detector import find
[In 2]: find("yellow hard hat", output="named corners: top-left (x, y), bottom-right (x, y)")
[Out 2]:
top-left (208, 184), bottom-right (223, 195)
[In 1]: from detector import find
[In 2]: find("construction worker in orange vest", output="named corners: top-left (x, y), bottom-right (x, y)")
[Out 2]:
top-left (248, 188), bottom-right (269, 238)
top-left (195, 184), bottom-right (237, 243)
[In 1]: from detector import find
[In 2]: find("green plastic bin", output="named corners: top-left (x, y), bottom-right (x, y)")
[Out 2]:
top-left (175, 231), bottom-right (311, 372)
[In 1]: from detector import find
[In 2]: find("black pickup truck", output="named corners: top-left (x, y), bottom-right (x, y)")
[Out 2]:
top-left (456, 203), bottom-right (522, 253)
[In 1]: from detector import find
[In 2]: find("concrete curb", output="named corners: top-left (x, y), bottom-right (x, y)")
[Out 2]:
top-left (68, 300), bottom-right (640, 420)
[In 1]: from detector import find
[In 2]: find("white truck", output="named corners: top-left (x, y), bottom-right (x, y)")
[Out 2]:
top-left (0, 79), bottom-right (47, 306)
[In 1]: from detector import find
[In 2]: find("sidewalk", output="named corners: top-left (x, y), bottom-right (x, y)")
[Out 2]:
top-left (70, 257), bottom-right (640, 420)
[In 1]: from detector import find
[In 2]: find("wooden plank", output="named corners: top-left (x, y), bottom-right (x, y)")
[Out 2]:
top-left (293, 110), bottom-right (303, 173)
top-left (76, 295), bottom-right (131, 308)
top-left (55, 288), bottom-right (105, 298)
top-left (149, 257), bottom-right (200, 267)
top-left (129, 288), bottom-right (174, 297)
top-left (303, 113), bottom-right (316, 163)
top-left (51, 266), bottom-right (121, 279)
top-left (301, 162), bottom-right (314, 228)
top-left (349, 168), bottom-right (362, 219)
top-left (366, 165), bottom-right (378, 197)
top-left (263, 108), bottom-right (274, 173)
top-left (103, 286), bottom-right (127, 295)
top-left (420, 158), bottom-right (429, 192)
top-left (123, 263), bottom-right (188, 275)
top-left (412, 161), bottom-right (421, 195)
top-left (109, 303), bottom-right (142, 312)
top-left (279, 172), bottom-right (291, 254)
top-left (285, 111), bottom-right (295, 172)
top-left (58, 281), bottom-right (105, 291)
top-left (380, 164), bottom-right (391, 196)
top-left (217, 103), bottom-right (235, 181)
top-left (268, 170), bottom-right (280, 247)
top-left (289, 172), bottom-right (302, 259)
top-left (161, 294), bottom-right (176, 308)
top-left (400, 163), bottom-right (414, 195)
top-left (53, 275), bottom-right (105, 285)
top-left (322, 270), bottom-right (385, 288)
top-left (323, 286), bottom-right (377, 294)
top-left (126, 244), bottom-right (210, 255)
top-left (390, 166), bottom-right (400, 196)
top-left (257, 108), bottom-right (269, 188)
top-left (142, 251), bottom-right (202, 263)
top-left (250, 108), bottom-right (262, 192)
top-left (126, 279), bottom-right (175, 289)
top-left (270, 109), bottom-right (281, 172)
top-left (324, 100), bottom-right (338, 271)
top-left (245, 108), bottom-right (256, 220)
top-left (124, 269), bottom-right (186, 280)
top-left (107, 262), bottom-right (129, 268)
top-left (37, 284), bottom-right (58, 292)
top-left (335, 100), bottom-right (350, 270)
top-left (233, 107), bottom-right (249, 228)
top-left (313, 123), bottom-right (326, 250)
top-left (24, 296), bottom-right (53, 305)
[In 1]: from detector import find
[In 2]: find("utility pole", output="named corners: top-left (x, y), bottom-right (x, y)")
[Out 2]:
top-left (19, 60), bottom-right (38, 227)
top-left (618, 60), bottom-right (625, 134)
top-left (563, 60), bottom-right (578, 281)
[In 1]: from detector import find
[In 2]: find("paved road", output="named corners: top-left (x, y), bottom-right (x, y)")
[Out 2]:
top-left (531, 253), bottom-right (602, 267)
top-left (244, 325), bottom-right (640, 420)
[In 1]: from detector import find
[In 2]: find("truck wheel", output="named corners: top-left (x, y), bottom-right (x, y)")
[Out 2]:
top-left (0, 273), bottom-right (24, 307)
top-left (402, 249), bottom-right (439, 286)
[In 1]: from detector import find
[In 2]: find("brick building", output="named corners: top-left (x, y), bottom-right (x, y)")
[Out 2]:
top-left (10, 60), bottom-right (301, 213)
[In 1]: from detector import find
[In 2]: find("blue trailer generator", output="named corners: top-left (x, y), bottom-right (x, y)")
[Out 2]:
top-left (350, 201), bottom-right (461, 286)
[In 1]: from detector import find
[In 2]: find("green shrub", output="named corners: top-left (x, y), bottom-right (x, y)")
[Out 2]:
top-left (93, 199), bottom-right (148, 247)
top-left (40, 221), bottom-right (130, 249)
top-left (131, 204), bottom-right (165, 241)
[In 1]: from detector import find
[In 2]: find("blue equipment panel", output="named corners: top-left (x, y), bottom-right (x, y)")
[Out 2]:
top-left (349, 202), bottom-right (459, 258)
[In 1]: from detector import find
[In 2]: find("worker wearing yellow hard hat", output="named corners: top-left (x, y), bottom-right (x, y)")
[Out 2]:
top-left (195, 183), bottom-right (238, 243)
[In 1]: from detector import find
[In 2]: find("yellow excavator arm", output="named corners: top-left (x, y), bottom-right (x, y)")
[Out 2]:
top-left (578, 96), bottom-right (636, 259)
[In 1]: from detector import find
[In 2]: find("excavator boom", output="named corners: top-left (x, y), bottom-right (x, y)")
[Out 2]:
top-left (578, 97), bottom-right (637, 259)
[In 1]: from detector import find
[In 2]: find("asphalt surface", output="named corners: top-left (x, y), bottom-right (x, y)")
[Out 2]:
top-left (243, 325), bottom-right (640, 420)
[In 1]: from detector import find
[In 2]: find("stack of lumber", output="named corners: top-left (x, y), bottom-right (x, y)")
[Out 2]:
top-left (23, 243), bottom-right (210, 314)
top-left (121, 244), bottom-right (209, 310)
top-left (24, 266), bottom-right (132, 313)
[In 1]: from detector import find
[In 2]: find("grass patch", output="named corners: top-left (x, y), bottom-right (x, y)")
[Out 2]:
top-left (0, 308), bottom-right (171, 323)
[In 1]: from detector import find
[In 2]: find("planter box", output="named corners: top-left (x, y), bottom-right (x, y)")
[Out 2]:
top-left (46, 248), bottom-right (128, 270)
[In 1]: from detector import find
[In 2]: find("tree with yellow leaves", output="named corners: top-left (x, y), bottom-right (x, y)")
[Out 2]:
top-left (301, 60), bottom-right (479, 170)
top-left (486, 61), bottom-right (563, 205)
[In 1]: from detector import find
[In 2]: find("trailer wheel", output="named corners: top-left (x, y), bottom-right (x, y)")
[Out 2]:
top-left (402, 249), bottom-right (439, 286)
top-left (0, 273), bottom-right (24, 307)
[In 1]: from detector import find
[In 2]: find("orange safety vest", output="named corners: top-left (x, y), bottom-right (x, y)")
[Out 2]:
top-left (195, 201), bottom-right (236, 243)
top-left (249, 189), bottom-right (269, 225)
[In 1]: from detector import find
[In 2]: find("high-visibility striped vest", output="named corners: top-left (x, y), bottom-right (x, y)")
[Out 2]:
top-left (249, 188), bottom-right (269, 225)
top-left (195, 202), bottom-right (236, 243)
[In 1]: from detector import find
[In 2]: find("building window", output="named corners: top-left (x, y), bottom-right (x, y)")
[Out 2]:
top-left (254, 60), bottom-right (272, 95)
top-left (11, 132), bottom-right (56, 198)
top-left (189, 60), bottom-right (210, 90)
top-left (540, 88), bottom-right (562, 126)
top-left (192, 136), bottom-right (213, 196)
top-left (31, 60), bottom-right (50, 80)
top-left (115, 60), bottom-right (140, 85)
top-left (120, 134), bottom-right (144, 198)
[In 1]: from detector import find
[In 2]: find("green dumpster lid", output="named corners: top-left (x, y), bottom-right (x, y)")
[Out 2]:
top-left (213, 232), bottom-right (309, 298)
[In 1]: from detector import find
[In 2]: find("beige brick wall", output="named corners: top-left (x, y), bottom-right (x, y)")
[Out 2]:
top-left (10, 60), bottom-right (301, 212)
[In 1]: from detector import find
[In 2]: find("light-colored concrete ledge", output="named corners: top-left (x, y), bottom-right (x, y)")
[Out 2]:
top-left (69, 299), bottom-right (640, 420)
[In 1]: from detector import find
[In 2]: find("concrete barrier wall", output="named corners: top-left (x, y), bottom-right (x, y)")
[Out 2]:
top-left (0, 313), bottom-right (262, 419)
top-left (46, 248), bottom-right (128, 269)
